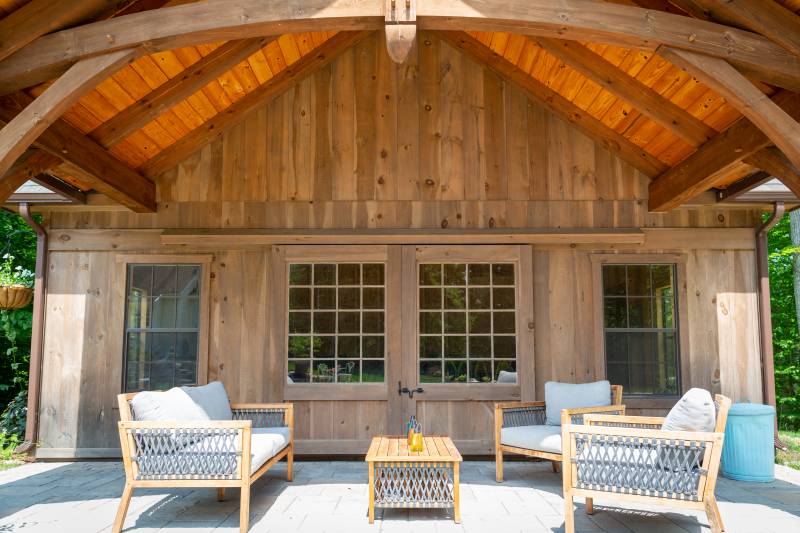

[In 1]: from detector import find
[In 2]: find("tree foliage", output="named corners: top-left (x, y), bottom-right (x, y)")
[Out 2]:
top-left (768, 213), bottom-right (800, 430)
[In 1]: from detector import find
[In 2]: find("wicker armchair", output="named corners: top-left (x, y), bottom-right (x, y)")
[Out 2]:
top-left (113, 393), bottom-right (293, 533)
top-left (561, 394), bottom-right (732, 533)
top-left (494, 384), bottom-right (623, 481)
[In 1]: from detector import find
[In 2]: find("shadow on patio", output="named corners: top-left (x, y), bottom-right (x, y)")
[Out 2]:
top-left (1, 460), bottom-right (800, 532)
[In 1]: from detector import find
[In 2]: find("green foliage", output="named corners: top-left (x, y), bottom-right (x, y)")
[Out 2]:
top-left (0, 389), bottom-right (26, 438)
top-left (768, 214), bottom-right (800, 430)
top-left (0, 211), bottom-right (35, 409)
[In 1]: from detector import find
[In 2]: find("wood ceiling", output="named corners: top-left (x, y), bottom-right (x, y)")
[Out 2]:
top-left (1, 0), bottom-right (800, 213)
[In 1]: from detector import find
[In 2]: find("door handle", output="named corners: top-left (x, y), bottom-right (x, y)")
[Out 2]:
top-left (398, 381), bottom-right (424, 399)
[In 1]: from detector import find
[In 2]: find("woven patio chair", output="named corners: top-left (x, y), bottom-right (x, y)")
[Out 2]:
top-left (561, 394), bottom-right (732, 533)
top-left (494, 382), bottom-right (623, 481)
top-left (113, 386), bottom-right (293, 533)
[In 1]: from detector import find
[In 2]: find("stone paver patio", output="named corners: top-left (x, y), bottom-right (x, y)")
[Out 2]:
top-left (1, 460), bottom-right (799, 533)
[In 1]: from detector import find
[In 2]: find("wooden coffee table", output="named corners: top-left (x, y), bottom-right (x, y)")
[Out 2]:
top-left (365, 435), bottom-right (462, 523)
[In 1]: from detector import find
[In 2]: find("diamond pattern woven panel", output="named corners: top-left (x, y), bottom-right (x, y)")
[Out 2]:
top-left (130, 428), bottom-right (241, 481)
top-left (573, 434), bottom-right (707, 500)
top-left (232, 408), bottom-right (285, 428)
top-left (374, 464), bottom-right (455, 508)
top-left (502, 405), bottom-right (546, 428)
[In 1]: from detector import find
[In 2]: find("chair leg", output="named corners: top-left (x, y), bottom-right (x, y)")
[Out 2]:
top-left (495, 447), bottom-right (504, 482)
top-left (239, 483), bottom-right (251, 533)
top-left (217, 488), bottom-right (225, 502)
top-left (287, 444), bottom-right (294, 482)
top-left (705, 496), bottom-right (725, 533)
top-left (564, 493), bottom-right (575, 533)
top-left (585, 497), bottom-right (594, 515)
top-left (112, 483), bottom-right (134, 533)
top-left (551, 461), bottom-right (561, 474)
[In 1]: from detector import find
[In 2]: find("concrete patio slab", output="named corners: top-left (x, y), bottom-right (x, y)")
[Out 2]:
top-left (0, 461), bottom-right (798, 532)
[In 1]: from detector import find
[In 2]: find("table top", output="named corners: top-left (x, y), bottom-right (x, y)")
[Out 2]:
top-left (365, 435), bottom-right (462, 463)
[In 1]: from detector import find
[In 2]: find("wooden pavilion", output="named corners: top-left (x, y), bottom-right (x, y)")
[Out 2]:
top-left (1, 0), bottom-right (798, 459)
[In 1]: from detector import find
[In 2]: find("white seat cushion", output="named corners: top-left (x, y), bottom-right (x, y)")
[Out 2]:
top-left (500, 425), bottom-right (562, 454)
top-left (249, 427), bottom-right (291, 474)
top-left (181, 381), bottom-right (233, 421)
top-left (544, 380), bottom-right (611, 426)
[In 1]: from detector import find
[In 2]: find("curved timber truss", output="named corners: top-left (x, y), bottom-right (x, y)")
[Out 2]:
top-left (0, 0), bottom-right (799, 213)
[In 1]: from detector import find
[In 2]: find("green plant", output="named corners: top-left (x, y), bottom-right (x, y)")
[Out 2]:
top-left (0, 253), bottom-right (33, 288)
top-left (0, 389), bottom-right (27, 438)
top-left (776, 431), bottom-right (800, 471)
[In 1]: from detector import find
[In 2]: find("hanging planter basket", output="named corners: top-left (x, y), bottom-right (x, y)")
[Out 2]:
top-left (0, 285), bottom-right (33, 310)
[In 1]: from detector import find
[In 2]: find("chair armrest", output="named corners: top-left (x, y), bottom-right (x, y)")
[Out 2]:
top-left (495, 401), bottom-right (546, 428)
top-left (561, 404), bottom-right (625, 425)
top-left (231, 402), bottom-right (294, 429)
top-left (117, 420), bottom-right (252, 481)
top-left (583, 413), bottom-right (665, 429)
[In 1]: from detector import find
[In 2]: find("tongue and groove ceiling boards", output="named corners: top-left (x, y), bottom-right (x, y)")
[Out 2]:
top-left (0, 0), bottom-right (799, 212)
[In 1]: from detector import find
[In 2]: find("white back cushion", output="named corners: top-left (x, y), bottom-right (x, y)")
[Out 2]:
top-left (661, 388), bottom-right (716, 433)
top-left (130, 387), bottom-right (210, 422)
top-left (181, 381), bottom-right (233, 420)
top-left (497, 370), bottom-right (517, 383)
top-left (544, 380), bottom-right (611, 426)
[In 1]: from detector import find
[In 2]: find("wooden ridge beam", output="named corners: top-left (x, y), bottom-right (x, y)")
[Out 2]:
top-left (660, 47), bottom-right (800, 171)
top-left (648, 91), bottom-right (800, 211)
top-left (744, 146), bottom-right (800, 199)
top-left (535, 38), bottom-right (714, 146)
top-left (0, 0), bottom-right (109, 63)
top-left (0, 48), bottom-right (140, 179)
top-left (91, 37), bottom-right (272, 147)
top-left (140, 30), bottom-right (372, 178)
top-left (687, 0), bottom-right (800, 59)
top-left (1, 0), bottom-right (799, 94)
top-left (438, 31), bottom-right (667, 177)
top-left (0, 94), bottom-right (156, 212)
top-left (0, 149), bottom-right (61, 203)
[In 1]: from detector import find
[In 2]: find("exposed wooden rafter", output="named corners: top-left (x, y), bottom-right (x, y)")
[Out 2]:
top-left (0, 94), bottom-right (156, 212)
top-left (90, 37), bottom-right (272, 147)
top-left (716, 170), bottom-right (771, 202)
top-left (140, 30), bottom-right (373, 178)
top-left (687, 0), bottom-right (800, 58)
top-left (30, 173), bottom-right (88, 204)
top-left (0, 48), bottom-right (140, 179)
top-left (439, 31), bottom-right (668, 177)
top-left (535, 38), bottom-right (715, 146)
top-left (1, 0), bottom-right (798, 94)
top-left (648, 91), bottom-right (800, 211)
top-left (0, 149), bottom-right (61, 203)
top-left (660, 47), bottom-right (800, 172)
top-left (0, 0), bottom-right (108, 63)
top-left (744, 146), bottom-right (800, 198)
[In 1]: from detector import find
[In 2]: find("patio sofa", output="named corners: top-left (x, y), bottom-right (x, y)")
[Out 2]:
top-left (113, 382), bottom-right (293, 533)
top-left (494, 381), bottom-right (624, 481)
top-left (561, 389), bottom-right (732, 533)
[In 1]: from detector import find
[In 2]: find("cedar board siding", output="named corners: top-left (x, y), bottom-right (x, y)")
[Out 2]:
top-left (35, 33), bottom-right (763, 458)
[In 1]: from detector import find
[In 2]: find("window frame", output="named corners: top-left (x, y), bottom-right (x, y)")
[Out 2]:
top-left (117, 254), bottom-right (212, 393)
top-left (591, 253), bottom-right (689, 405)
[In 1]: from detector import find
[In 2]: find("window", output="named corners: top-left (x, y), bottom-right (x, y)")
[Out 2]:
top-left (123, 264), bottom-right (202, 392)
top-left (602, 264), bottom-right (679, 395)
top-left (287, 263), bottom-right (385, 383)
top-left (418, 263), bottom-right (517, 384)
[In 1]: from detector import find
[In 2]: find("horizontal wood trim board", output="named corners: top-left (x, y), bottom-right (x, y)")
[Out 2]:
top-left (284, 384), bottom-right (389, 401)
top-left (36, 447), bottom-right (121, 459)
top-left (416, 386), bottom-right (521, 401)
top-left (642, 228), bottom-right (755, 251)
top-left (160, 229), bottom-right (646, 246)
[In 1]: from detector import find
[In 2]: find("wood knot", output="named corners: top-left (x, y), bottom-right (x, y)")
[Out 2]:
top-left (424, 104), bottom-right (432, 111)
top-left (441, 218), bottom-right (449, 228)
top-left (488, 217), bottom-right (496, 228)
top-left (425, 178), bottom-right (435, 187)
top-left (377, 175), bottom-right (385, 185)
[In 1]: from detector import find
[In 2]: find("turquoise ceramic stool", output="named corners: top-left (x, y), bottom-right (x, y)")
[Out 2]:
top-left (721, 403), bottom-right (775, 482)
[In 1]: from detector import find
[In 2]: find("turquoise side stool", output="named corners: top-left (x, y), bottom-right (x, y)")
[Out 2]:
top-left (721, 403), bottom-right (775, 482)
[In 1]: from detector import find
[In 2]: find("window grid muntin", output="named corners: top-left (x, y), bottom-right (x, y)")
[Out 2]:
top-left (602, 263), bottom-right (680, 396)
top-left (123, 263), bottom-right (202, 393)
top-left (418, 263), bottom-right (517, 384)
top-left (287, 262), bottom-right (386, 383)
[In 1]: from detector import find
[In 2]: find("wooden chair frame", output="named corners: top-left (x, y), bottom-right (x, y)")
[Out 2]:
top-left (561, 394), bottom-right (732, 533)
top-left (494, 385), bottom-right (623, 481)
top-left (113, 393), bottom-right (294, 533)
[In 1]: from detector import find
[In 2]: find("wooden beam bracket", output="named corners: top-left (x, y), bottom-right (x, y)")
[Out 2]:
top-left (385, 0), bottom-right (416, 63)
